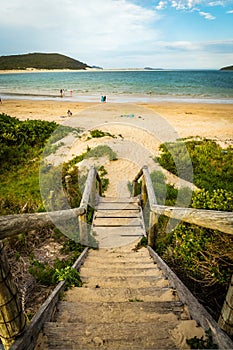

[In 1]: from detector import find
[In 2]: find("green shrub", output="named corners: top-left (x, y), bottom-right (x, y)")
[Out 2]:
top-left (191, 188), bottom-right (233, 211)
top-left (89, 129), bottom-right (115, 139)
top-left (157, 139), bottom-right (233, 192)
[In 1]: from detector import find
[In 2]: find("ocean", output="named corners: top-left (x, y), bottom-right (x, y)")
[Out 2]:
top-left (0, 69), bottom-right (233, 103)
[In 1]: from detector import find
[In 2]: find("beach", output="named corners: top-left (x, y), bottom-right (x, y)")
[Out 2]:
top-left (1, 99), bottom-right (232, 138)
top-left (1, 99), bottom-right (232, 196)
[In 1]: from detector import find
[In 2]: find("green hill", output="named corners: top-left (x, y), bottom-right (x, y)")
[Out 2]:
top-left (0, 53), bottom-right (90, 70)
top-left (220, 65), bottom-right (233, 71)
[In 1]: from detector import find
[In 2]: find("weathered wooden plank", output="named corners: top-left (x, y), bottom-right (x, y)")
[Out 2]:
top-left (0, 207), bottom-right (85, 240)
top-left (55, 301), bottom-right (184, 323)
top-left (79, 166), bottom-right (97, 209)
top-left (9, 247), bottom-right (89, 350)
top-left (218, 275), bottom-right (233, 336)
top-left (98, 197), bottom-right (138, 203)
top-left (151, 204), bottom-right (233, 235)
top-left (0, 243), bottom-right (26, 350)
top-left (142, 166), bottom-right (157, 206)
top-left (148, 246), bottom-right (233, 350)
top-left (96, 202), bottom-right (140, 210)
top-left (64, 286), bottom-right (175, 303)
top-left (80, 267), bottom-right (160, 277)
top-left (44, 321), bottom-right (179, 349)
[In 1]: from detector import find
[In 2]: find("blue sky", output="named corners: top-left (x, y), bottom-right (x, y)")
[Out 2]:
top-left (0, 0), bottom-right (232, 69)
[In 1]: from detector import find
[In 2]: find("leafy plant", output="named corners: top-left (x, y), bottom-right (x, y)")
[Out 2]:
top-left (29, 252), bottom-right (83, 288)
top-left (54, 266), bottom-right (82, 288)
top-left (89, 129), bottom-right (116, 139)
top-left (85, 145), bottom-right (117, 161)
top-left (133, 236), bottom-right (148, 251)
top-left (186, 329), bottom-right (218, 349)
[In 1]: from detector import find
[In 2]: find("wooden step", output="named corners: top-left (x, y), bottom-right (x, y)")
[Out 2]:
top-left (88, 248), bottom-right (150, 259)
top-left (44, 321), bottom-right (179, 349)
top-left (92, 227), bottom-right (145, 248)
top-left (93, 216), bottom-right (143, 227)
top-left (95, 211), bottom-right (141, 218)
top-left (82, 260), bottom-right (154, 268)
top-left (64, 286), bottom-right (177, 302)
top-left (84, 256), bottom-right (152, 264)
top-left (96, 202), bottom-right (140, 210)
top-left (81, 275), bottom-right (169, 288)
top-left (98, 197), bottom-right (139, 203)
top-left (80, 267), bottom-right (161, 277)
top-left (55, 301), bottom-right (185, 323)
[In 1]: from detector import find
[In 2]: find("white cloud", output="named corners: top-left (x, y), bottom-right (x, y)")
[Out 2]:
top-left (227, 9), bottom-right (233, 13)
top-left (158, 0), bottom-right (228, 11)
top-left (160, 40), bottom-right (198, 50)
top-left (155, 1), bottom-right (168, 9)
top-left (0, 0), bottom-right (161, 64)
top-left (208, 1), bottom-right (224, 6)
top-left (199, 11), bottom-right (216, 19)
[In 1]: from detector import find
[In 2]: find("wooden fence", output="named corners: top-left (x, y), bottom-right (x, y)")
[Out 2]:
top-left (0, 166), bottom-right (101, 349)
top-left (133, 165), bottom-right (233, 338)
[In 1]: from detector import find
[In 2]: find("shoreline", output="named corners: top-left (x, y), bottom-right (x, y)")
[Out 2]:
top-left (1, 93), bottom-right (233, 105)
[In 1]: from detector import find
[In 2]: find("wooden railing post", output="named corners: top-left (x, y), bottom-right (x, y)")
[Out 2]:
top-left (148, 211), bottom-right (158, 248)
top-left (65, 175), bottom-right (72, 201)
top-left (132, 180), bottom-right (138, 197)
top-left (78, 167), bottom-right (101, 246)
top-left (141, 175), bottom-right (148, 209)
top-left (0, 242), bottom-right (26, 349)
top-left (49, 190), bottom-right (55, 211)
top-left (142, 166), bottom-right (159, 248)
top-left (218, 275), bottom-right (233, 336)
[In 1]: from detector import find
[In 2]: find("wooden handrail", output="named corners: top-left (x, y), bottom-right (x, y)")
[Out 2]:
top-left (9, 248), bottom-right (89, 350)
top-left (151, 204), bottom-right (233, 235)
top-left (79, 166), bottom-right (102, 210)
top-left (0, 167), bottom-right (102, 347)
top-left (0, 207), bottom-right (85, 240)
top-left (133, 166), bottom-right (233, 236)
top-left (133, 165), bottom-right (233, 338)
top-left (0, 167), bottom-right (102, 241)
top-left (78, 166), bottom-right (102, 246)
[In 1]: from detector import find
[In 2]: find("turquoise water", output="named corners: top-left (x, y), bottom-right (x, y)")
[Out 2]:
top-left (0, 70), bottom-right (233, 103)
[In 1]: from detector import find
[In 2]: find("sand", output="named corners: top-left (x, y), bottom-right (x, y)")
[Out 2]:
top-left (1, 99), bottom-right (232, 196)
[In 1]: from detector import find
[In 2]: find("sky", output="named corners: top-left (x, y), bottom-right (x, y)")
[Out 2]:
top-left (0, 0), bottom-right (232, 69)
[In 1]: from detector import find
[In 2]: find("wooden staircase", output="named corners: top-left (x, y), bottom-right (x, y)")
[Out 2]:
top-left (91, 196), bottom-right (145, 248)
top-left (2, 167), bottom-right (232, 349)
top-left (37, 197), bottom-right (206, 350)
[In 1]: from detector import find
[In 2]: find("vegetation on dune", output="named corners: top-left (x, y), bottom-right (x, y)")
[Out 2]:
top-left (0, 114), bottom-right (111, 319)
top-left (152, 138), bottom-right (233, 320)
top-left (156, 138), bottom-right (233, 192)
top-left (0, 113), bottom-right (82, 214)
top-left (0, 114), bottom-right (57, 213)
top-left (0, 114), bottom-right (114, 214)
top-left (0, 52), bottom-right (90, 70)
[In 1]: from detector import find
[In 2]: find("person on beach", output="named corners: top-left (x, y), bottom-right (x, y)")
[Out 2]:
top-left (67, 109), bottom-right (72, 117)
top-left (101, 95), bottom-right (107, 102)
top-left (0, 97), bottom-right (2, 104)
top-left (60, 89), bottom-right (63, 97)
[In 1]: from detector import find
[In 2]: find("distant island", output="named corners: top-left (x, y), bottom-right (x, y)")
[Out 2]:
top-left (0, 53), bottom-right (90, 70)
top-left (220, 65), bottom-right (233, 71)
top-left (144, 67), bottom-right (164, 70)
